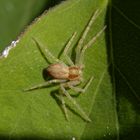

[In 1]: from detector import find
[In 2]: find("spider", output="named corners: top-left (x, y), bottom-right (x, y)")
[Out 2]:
top-left (24, 9), bottom-right (106, 122)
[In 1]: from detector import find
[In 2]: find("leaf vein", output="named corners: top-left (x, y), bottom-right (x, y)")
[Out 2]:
top-left (113, 4), bottom-right (140, 30)
top-left (79, 68), bottom-right (107, 139)
top-left (109, 2), bottom-right (120, 139)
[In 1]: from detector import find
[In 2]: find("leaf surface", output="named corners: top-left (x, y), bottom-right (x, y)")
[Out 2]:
top-left (0, 0), bottom-right (139, 139)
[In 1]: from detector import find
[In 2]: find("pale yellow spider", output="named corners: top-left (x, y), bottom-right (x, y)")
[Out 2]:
top-left (25, 9), bottom-right (106, 122)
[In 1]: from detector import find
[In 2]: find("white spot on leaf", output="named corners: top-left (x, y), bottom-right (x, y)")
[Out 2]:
top-left (0, 39), bottom-right (19, 59)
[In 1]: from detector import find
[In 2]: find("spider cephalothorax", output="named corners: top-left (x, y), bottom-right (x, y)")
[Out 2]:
top-left (25, 9), bottom-right (106, 122)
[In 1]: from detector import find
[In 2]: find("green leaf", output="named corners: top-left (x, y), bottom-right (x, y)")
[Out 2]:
top-left (0, 0), bottom-right (139, 139)
top-left (0, 0), bottom-right (57, 52)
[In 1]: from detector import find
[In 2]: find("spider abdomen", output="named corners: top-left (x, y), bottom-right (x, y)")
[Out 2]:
top-left (47, 63), bottom-right (69, 79)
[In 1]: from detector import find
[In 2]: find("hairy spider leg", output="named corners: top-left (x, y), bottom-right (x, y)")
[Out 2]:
top-left (68, 76), bottom-right (94, 93)
top-left (32, 38), bottom-right (63, 64)
top-left (62, 32), bottom-right (77, 66)
top-left (79, 25), bottom-right (107, 65)
top-left (24, 79), bottom-right (66, 91)
top-left (75, 9), bottom-right (101, 64)
top-left (60, 84), bottom-right (91, 122)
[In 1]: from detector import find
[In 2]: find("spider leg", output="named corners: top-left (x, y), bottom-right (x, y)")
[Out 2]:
top-left (62, 32), bottom-right (77, 65)
top-left (45, 48), bottom-right (62, 63)
top-left (60, 84), bottom-right (91, 122)
top-left (24, 79), bottom-right (66, 91)
top-left (79, 26), bottom-right (106, 65)
top-left (55, 89), bottom-right (69, 120)
top-left (68, 76), bottom-right (93, 94)
top-left (32, 38), bottom-right (62, 64)
top-left (75, 9), bottom-right (101, 64)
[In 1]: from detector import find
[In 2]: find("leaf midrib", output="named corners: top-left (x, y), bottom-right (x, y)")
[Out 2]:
top-left (108, 1), bottom-right (120, 139)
